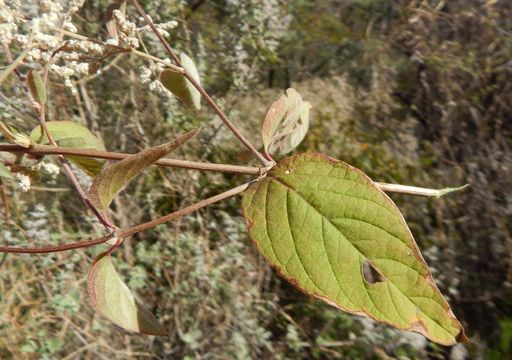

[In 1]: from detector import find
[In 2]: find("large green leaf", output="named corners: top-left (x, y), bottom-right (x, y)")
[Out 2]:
top-left (242, 152), bottom-right (466, 345)
top-left (88, 129), bottom-right (198, 213)
top-left (30, 121), bottom-right (106, 176)
top-left (160, 53), bottom-right (201, 110)
top-left (87, 252), bottom-right (167, 335)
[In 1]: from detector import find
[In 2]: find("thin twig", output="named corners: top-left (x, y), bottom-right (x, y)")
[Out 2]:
top-left (119, 182), bottom-right (251, 237)
top-left (130, 0), bottom-right (271, 167)
top-left (0, 143), bottom-right (263, 175)
top-left (0, 182), bottom-right (251, 254)
top-left (0, 235), bottom-right (111, 254)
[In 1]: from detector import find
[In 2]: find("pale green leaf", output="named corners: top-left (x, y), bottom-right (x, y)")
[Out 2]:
top-left (242, 152), bottom-right (466, 345)
top-left (160, 53), bottom-right (201, 110)
top-left (30, 121), bottom-right (106, 176)
top-left (0, 163), bottom-right (12, 179)
top-left (261, 88), bottom-right (311, 156)
top-left (88, 129), bottom-right (199, 212)
top-left (26, 70), bottom-right (46, 105)
top-left (87, 252), bottom-right (167, 335)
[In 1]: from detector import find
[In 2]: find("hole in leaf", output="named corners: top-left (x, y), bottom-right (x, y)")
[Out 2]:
top-left (362, 260), bottom-right (385, 284)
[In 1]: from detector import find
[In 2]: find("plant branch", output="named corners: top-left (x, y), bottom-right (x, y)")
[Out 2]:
top-left (1, 142), bottom-right (468, 197)
top-left (0, 143), bottom-right (264, 175)
top-left (130, 0), bottom-right (271, 167)
top-left (0, 234), bottom-right (111, 254)
top-left (119, 182), bottom-right (251, 238)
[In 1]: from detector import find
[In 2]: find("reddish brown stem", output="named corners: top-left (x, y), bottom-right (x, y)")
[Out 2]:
top-left (0, 182), bottom-right (251, 254)
top-left (0, 235), bottom-right (111, 254)
top-left (0, 144), bottom-right (264, 175)
top-left (119, 182), bottom-right (251, 238)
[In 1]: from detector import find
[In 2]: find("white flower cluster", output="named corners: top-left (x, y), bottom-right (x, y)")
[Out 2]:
top-left (24, 203), bottom-right (50, 243)
top-left (139, 61), bottom-right (176, 99)
top-left (15, 172), bottom-right (31, 192)
top-left (138, 18), bottom-right (178, 38)
top-left (0, 0), bottom-right (18, 46)
top-left (41, 162), bottom-right (60, 178)
top-left (110, 9), bottom-right (139, 48)
top-left (221, 0), bottom-right (292, 90)
top-left (1, 0), bottom-right (95, 94)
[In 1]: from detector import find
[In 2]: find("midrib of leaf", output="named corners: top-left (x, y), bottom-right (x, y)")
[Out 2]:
top-left (267, 174), bottom-right (455, 340)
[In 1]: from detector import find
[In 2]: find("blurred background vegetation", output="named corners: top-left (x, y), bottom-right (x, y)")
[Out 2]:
top-left (1, 0), bottom-right (511, 359)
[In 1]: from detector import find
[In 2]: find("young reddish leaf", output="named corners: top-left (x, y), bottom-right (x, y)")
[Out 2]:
top-left (242, 152), bottom-right (467, 345)
top-left (30, 121), bottom-right (106, 176)
top-left (88, 129), bottom-right (199, 212)
top-left (26, 70), bottom-right (46, 106)
top-left (261, 88), bottom-right (311, 156)
top-left (160, 53), bottom-right (201, 110)
top-left (87, 252), bottom-right (167, 335)
top-left (261, 97), bottom-right (287, 151)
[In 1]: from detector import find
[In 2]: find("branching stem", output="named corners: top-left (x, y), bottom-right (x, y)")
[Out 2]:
top-left (130, 0), bottom-right (271, 167)
top-left (0, 182), bottom-right (251, 254)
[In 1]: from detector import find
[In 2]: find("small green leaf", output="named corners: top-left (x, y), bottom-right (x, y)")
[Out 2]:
top-left (242, 152), bottom-right (466, 345)
top-left (26, 70), bottom-right (46, 105)
top-left (88, 129), bottom-right (199, 212)
top-left (29, 121), bottom-right (106, 176)
top-left (160, 53), bottom-right (201, 110)
top-left (87, 252), bottom-right (167, 336)
top-left (261, 88), bottom-right (311, 156)
top-left (0, 163), bottom-right (12, 179)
